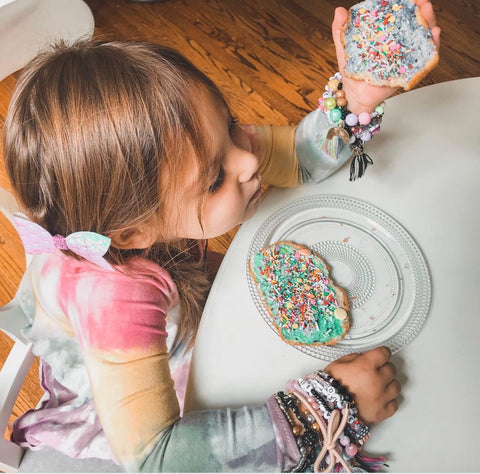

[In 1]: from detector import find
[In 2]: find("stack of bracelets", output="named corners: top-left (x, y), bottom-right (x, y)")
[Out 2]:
top-left (275, 371), bottom-right (386, 473)
top-left (318, 72), bottom-right (385, 181)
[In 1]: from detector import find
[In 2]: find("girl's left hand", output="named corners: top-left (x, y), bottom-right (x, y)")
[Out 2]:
top-left (331, 0), bottom-right (442, 114)
top-left (324, 346), bottom-right (401, 425)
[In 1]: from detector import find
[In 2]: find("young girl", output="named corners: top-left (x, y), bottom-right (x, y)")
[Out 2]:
top-left (3, 4), bottom-right (440, 472)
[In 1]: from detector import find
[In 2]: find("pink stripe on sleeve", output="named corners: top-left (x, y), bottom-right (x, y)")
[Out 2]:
top-left (45, 254), bottom-right (179, 352)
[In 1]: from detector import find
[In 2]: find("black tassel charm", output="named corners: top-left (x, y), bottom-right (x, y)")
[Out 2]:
top-left (349, 142), bottom-right (373, 181)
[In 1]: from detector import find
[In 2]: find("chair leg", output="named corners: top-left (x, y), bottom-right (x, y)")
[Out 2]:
top-left (0, 343), bottom-right (34, 472)
top-left (0, 437), bottom-right (25, 472)
top-left (0, 342), bottom-right (35, 428)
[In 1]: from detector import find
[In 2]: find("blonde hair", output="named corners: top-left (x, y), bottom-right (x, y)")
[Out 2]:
top-left (3, 40), bottom-right (227, 347)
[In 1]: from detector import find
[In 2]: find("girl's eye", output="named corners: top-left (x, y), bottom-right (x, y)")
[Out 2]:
top-left (208, 115), bottom-right (237, 194)
top-left (208, 166), bottom-right (225, 193)
top-left (229, 116), bottom-right (239, 137)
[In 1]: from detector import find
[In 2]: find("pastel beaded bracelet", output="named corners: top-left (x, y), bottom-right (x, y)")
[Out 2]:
top-left (318, 72), bottom-right (385, 181)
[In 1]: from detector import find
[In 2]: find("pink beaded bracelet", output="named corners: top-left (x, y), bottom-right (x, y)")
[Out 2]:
top-left (319, 72), bottom-right (385, 180)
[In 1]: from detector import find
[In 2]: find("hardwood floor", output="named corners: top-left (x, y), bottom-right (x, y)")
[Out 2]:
top-left (1, 0), bottom-right (479, 443)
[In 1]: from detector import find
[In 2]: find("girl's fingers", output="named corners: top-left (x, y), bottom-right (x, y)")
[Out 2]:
top-left (385, 379), bottom-right (402, 400)
top-left (413, 1), bottom-right (442, 49)
top-left (418, 1), bottom-right (441, 48)
top-left (378, 361), bottom-right (397, 382)
top-left (419, 0), bottom-right (436, 27)
top-left (415, 0), bottom-right (428, 9)
top-left (332, 7), bottom-right (348, 38)
top-left (332, 7), bottom-right (349, 71)
top-left (431, 25), bottom-right (441, 49)
top-left (363, 346), bottom-right (391, 367)
top-left (384, 398), bottom-right (400, 419)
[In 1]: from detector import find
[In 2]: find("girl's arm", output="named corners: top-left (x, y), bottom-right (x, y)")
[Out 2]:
top-left (139, 400), bottom-right (297, 472)
top-left (85, 340), bottom-right (297, 472)
top-left (240, 109), bottom-right (353, 188)
top-left (70, 262), bottom-right (397, 472)
top-left (68, 261), bottom-right (299, 472)
top-left (244, 0), bottom-right (440, 188)
top-left (142, 346), bottom-right (399, 472)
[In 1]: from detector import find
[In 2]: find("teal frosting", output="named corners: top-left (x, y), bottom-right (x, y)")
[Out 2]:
top-left (251, 243), bottom-right (346, 345)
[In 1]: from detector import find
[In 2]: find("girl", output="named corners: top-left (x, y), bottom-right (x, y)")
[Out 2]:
top-left (3, 4), bottom-right (440, 472)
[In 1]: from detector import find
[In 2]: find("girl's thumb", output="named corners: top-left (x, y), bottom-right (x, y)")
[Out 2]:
top-left (332, 7), bottom-right (349, 71)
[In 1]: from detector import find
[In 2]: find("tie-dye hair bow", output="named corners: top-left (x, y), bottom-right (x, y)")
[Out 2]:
top-left (13, 213), bottom-right (113, 271)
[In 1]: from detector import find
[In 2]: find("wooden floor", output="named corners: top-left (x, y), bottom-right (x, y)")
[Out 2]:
top-left (1, 0), bottom-right (479, 444)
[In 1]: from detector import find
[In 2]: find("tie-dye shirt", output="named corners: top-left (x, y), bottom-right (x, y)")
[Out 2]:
top-left (13, 252), bottom-right (299, 471)
top-left (11, 114), bottom-right (352, 471)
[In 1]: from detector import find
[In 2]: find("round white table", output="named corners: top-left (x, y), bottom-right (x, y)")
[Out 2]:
top-left (186, 77), bottom-right (480, 472)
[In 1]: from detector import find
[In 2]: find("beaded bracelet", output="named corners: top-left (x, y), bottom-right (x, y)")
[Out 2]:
top-left (292, 388), bottom-right (353, 473)
top-left (276, 371), bottom-right (387, 472)
top-left (273, 394), bottom-right (308, 472)
top-left (297, 376), bottom-right (370, 447)
top-left (275, 391), bottom-right (324, 472)
top-left (289, 377), bottom-right (369, 451)
top-left (318, 72), bottom-right (385, 181)
top-left (312, 372), bottom-right (369, 446)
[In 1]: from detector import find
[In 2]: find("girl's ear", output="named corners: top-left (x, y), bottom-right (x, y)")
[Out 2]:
top-left (109, 225), bottom-right (156, 250)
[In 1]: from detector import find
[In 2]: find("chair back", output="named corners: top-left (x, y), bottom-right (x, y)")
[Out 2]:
top-left (0, 188), bottom-right (35, 472)
top-left (0, 190), bottom-right (121, 473)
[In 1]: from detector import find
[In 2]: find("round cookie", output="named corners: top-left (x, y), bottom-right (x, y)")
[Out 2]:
top-left (342, 0), bottom-right (439, 90)
top-left (249, 242), bottom-right (350, 346)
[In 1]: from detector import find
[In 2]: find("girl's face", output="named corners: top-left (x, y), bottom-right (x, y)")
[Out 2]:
top-left (162, 90), bottom-right (262, 241)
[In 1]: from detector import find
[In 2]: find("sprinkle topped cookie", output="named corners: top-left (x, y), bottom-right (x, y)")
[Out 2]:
top-left (342, 0), bottom-right (439, 90)
top-left (249, 242), bottom-right (350, 346)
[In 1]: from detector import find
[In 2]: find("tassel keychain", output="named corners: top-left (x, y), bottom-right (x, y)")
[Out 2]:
top-left (349, 142), bottom-right (374, 181)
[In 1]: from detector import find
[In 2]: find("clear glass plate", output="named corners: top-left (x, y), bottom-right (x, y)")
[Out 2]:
top-left (247, 195), bottom-right (432, 361)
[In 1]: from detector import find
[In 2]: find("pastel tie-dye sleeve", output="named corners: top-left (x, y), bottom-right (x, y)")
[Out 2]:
top-left (57, 257), bottom-right (300, 471)
top-left (59, 259), bottom-right (181, 470)
top-left (294, 108), bottom-right (352, 183)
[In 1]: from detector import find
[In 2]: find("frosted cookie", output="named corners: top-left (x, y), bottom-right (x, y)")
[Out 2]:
top-left (249, 242), bottom-right (350, 346)
top-left (342, 0), bottom-right (439, 90)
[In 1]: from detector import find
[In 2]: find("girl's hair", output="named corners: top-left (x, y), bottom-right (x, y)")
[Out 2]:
top-left (3, 40), bottom-right (227, 348)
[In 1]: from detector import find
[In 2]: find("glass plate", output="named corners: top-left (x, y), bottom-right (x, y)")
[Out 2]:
top-left (246, 195), bottom-right (432, 361)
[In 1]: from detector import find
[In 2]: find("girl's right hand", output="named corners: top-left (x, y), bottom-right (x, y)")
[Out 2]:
top-left (332, 0), bottom-right (441, 114)
top-left (324, 346), bottom-right (401, 425)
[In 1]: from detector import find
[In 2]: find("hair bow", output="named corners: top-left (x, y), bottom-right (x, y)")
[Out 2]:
top-left (13, 213), bottom-right (113, 271)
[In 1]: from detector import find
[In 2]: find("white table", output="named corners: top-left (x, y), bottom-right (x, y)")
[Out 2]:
top-left (187, 78), bottom-right (480, 472)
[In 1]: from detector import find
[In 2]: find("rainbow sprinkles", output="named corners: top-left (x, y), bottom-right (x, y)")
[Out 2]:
top-left (249, 242), bottom-right (350, 346)
top-left (343, 0), bottom-right (439, 90)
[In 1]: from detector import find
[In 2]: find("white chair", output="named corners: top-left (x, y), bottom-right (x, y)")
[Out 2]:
top-left (0, 188), bottom-right (34, 473)
top-left (0, 189), bottom-right (122, 473)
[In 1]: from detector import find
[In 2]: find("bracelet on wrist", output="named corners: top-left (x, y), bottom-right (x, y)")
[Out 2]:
top-left (318, 72), bottom-right (385, 181)
top-left (276, 371), bottom-right (387, 472)
top-left (274, 391), bottom-right (319, 472)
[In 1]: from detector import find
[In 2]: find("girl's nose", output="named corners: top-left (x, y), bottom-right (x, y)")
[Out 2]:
top-left (235, 147), bottom-right (260, 184)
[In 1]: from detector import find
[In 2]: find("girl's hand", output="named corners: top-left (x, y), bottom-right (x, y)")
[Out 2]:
top-left (332, 0), bottom-right (441, 114)
top-left (324, 346), bottom-right (401, 425)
